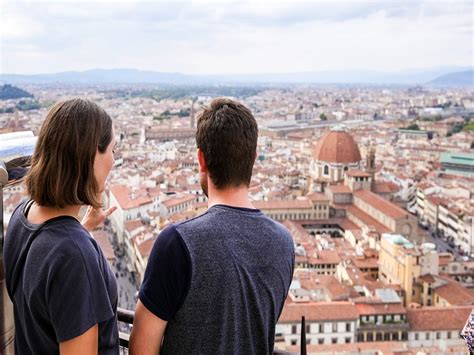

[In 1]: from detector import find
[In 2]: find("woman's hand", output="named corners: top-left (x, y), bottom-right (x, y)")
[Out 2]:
top-left (81, 205), bottom-right (117, 232)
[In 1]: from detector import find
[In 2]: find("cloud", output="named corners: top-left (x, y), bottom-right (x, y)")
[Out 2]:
top-left (0, 1), bottom-right (472, 74)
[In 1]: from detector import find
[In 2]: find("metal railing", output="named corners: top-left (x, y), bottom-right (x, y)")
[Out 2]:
top-left (1, 160), bottom-right (17, 355)
top-left (117, 308), bottom-right (303, 354)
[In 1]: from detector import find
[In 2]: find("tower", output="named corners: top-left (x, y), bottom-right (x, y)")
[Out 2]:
top-left (366, 146), bottom-right (376, 183)
top-left (190, 98), bottom-right (196, 128)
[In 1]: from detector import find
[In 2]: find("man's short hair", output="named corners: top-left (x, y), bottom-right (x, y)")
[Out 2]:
top-left (25, 98), bottom-right (112, 208)
top-left (196, 98), bottom-right (258, 189)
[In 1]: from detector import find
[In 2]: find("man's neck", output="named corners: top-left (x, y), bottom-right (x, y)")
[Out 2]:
top-left (207, 184), bottom-right (255, 209)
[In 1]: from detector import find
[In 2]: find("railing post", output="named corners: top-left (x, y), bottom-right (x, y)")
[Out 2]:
top-left (0, 161), bottom-right (15, 354)
top-left (300, 316), bottom-right (306, 355)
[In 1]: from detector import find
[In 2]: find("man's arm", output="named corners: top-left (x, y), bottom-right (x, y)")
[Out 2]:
top-left (60, 324), bottom-right (98, 355)
top-left (129, 300), bottom-right (167, 355)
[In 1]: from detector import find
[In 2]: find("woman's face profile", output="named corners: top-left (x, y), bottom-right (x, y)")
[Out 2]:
top-left (94, 127), bottom-right (116, 193)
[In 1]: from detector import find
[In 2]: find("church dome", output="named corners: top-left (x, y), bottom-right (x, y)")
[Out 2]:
top-left (314, 129), bottom-right (361, 164)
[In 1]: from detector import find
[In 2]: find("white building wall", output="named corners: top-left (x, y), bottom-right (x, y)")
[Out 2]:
top-left (408, 330), bottom-right (465, 349)
top-left (278, 320), bottom-right (357, 346)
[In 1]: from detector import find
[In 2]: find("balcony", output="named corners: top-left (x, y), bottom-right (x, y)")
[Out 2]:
top-left (358, 319), bottom-right (410, 331)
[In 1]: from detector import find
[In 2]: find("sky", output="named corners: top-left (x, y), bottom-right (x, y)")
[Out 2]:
top-left (0, 0), bottom-right (472, 75)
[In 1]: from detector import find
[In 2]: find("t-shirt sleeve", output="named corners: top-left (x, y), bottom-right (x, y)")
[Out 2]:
top-left (47, 231), bottom-right (114, 342)
top-left (139, 225), bottom-right (191, 321)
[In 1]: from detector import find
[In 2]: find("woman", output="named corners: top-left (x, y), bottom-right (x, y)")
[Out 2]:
top-left (4, 99), bottom-right (119, 354)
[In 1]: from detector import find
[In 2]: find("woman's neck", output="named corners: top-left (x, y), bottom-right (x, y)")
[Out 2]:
top-left (27, 202), bottom-right (81, 224)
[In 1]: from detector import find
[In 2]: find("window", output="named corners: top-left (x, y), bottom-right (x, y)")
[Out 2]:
top-left (393, 332), bottom-right (399, 341)
top-left (306, 339), bottom-right (311, 345)
top-left (332, 338), bottom-right (337, 344)
top-left (436, 332), bottom-right (440, 340)
top-left (345, 337), bottom-right (351, 343)
top-left (346, 323), bottom-right (351, 332)
top-left (402, 332), bottom-right (408, 340)
top-left (376, 333), bottom-right (382, 341)
top-left (425, 332), bottom-right (430, 340)
top-left (332, 323), bottom-right (338, 332)
top-left (367, 333), bottom-right (373, 342)
top-left (292, 325), bottom-right (297, 334)
top-left (319, 324), bottom-right (324, 333)
top-left (324, 165), bottom-right (329, 175)
top-left (318, 339), bottom-right (324, 345)
top-left (291, 340), bottom-right (297, 346)
top-left (306, 324), bottom-right (310, 334)
top-left (447, 331), bottom-right (451, 339)
top-left (415, 333), bottom-right (419, 341)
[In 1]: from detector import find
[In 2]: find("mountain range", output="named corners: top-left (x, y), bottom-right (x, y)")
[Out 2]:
top-left (0, 67), bottom-right (472, 86)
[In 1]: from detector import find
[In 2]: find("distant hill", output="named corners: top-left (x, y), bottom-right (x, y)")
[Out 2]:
top-left (1, 67), bottom-right (472, 85)
top-left (428, 70), bottom-right (474, 87)
top-left (0, 84), bottom-right (33, 100)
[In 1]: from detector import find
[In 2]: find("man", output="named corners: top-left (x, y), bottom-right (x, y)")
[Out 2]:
top-left (130, 98), bottom-right (294, 354)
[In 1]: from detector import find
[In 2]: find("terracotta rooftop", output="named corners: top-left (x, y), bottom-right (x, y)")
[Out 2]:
top-left (110, 185), bottom-right (153, 210)
top-left (434, 276), bottom-right (474, 305)
top-left (308, 250), bottom-right (341, 265)
top-left (285, 342), bottom-right (467, 354)
top-left (406, 305), bottom-right (473, 331)
top-left (92, 230), bottom-right (116, 261)
top-left (419, 274), bottom-right (436, 284)
top-left (346, 205), bottom-right (391, 234)
top-left (438, 253), bottom-right (454, 267)
top-left (328, 184), bottom-right (352, 194)
top-left (279, 301), bottom-right (359, 323)
top-left (162, 194), bottom-right (196, 209)
top-left (136, 237), bottom-right (155, 259)
top-left (346, 169), bottom-right (370, 178)
top-left (253, 199), bottom-right (313, 210)
top-left (355, 302), bottom-right (406, 316)
top-left (353, 190), bottom-right (408, 220)
top-left (306, 192), bottom-right (329, 202)
top-left (313, 130), bottom-right (362, 164)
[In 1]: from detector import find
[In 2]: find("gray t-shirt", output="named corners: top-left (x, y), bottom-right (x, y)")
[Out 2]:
top-left (140, 204), bottom-right (294, 354)
top-left (4, 200), bottom-right (119, 354)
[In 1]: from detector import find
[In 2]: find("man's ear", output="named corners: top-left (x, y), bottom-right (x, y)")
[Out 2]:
top-left (197, 148), bottom-right (207, 173)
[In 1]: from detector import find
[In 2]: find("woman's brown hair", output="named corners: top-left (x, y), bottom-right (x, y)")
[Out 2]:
top-left (25, 98), bottom-right (112, 208)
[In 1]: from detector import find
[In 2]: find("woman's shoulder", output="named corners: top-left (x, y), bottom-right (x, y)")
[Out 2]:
top-left (36, 219), bottom-right (100, 262)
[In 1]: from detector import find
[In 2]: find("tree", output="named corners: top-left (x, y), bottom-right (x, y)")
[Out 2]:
top-left (405, 123), bottom-right (420, 131)
top-left (320, 113), bottom-right (327, 121)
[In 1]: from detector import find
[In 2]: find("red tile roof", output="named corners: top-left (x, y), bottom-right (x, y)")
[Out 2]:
top-left (110, 185), bottom-right (153, 210)
top-left (253, 199), bottom-right (313, 210)
top-left (353, 190), bottom-right (408, 220)
top-left (434, 276), bottom-right (474, 305)
top-left (346, 169), bottom-right (370, 178)
top-left (329, 184), bottom-right (352, 194)
top-left (355, 302), bottom-right (406, 316)
top-left (92, 230), bottom-right (116, 261)
top-left (279, 302), bottom-right (359, 323)
top-left (162, 194), bottom-right (196, 208)
top-left (406, 306), bottom-right (473, 331)
top-left (346, 205), bottom-right (391, 234)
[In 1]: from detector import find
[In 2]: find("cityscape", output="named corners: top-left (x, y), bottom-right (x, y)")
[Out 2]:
top-left (1, 80), bottom-right (473, 353)
top-left (1, 1), bottom-right (474, 353)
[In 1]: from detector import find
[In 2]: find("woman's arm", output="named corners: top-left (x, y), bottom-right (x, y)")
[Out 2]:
top-left (60, 324), bottom-right (98, 355)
